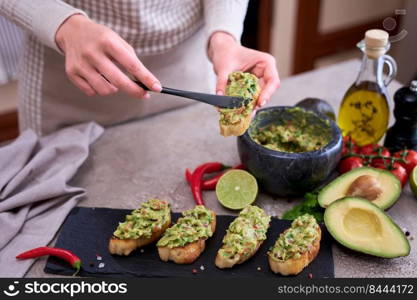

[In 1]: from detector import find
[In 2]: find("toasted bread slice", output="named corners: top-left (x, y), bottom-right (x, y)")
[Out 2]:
top-left (268, 215), bottom-right (321, 276)
top-left (215, 241), bottom-right (262, 268)
top-left (215, 205), bottom-right (270, 269)
top-left (108, 198), bottom-right (171, 256)
top-left (109, 219), bottom-right (171, 256)
top-left (219, 98), bottom-right (258, 137)
top-left (219, 72), bottom-right (260, 137)
top-left (158, 208), bottom-right (216, 264)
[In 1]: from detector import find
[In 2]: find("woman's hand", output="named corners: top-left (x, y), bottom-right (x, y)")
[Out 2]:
top-left (208, 32), bottom-right (280, 108)
top-left (55, 14), bottom-right (161, 98)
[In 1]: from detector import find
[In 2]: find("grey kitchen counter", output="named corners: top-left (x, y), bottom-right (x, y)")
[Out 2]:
top-left (27, 59), bottom-right (417, 278)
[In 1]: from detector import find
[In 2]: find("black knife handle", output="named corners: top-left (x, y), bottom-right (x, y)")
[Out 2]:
top-left (133, 80), bottom-right (223, 106)
top-left (133, 80), bottom-right (247, 108)
top-left (134, 80), bottom-right (150, 91)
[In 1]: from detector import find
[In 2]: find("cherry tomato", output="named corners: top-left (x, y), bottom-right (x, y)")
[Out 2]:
top-left (393, 149), bottom-right (417, 174)
top-left (374, 162), bottom-right (408, 187)
top-left (371, 156), bottom-right (392, 168)
top-left (359, 144), bottom-right (390, 157)
top-left (359, 144), bottom-right (390, 166)
top-left (338, 156), bottom-right (364, 174)
top-left (342, 136), bottom-right (359, 157)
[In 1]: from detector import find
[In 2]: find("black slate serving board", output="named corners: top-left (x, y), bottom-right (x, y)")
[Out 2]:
top-left (45, 207), bottom-right (334, 278)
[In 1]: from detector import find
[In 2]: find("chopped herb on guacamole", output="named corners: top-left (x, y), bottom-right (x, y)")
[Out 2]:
top-left (219, 71), bottom-right (259, 126)
top-left (157, 206), bottom-right (213, 248)
top-left (113, 198), bottom-right (170, 239)
top-left (219, 206), bottom-right (270, 259)
top-left (269, 214), bottom-right (320, 261)
top-left (251, 107), bottom-right (332, 153)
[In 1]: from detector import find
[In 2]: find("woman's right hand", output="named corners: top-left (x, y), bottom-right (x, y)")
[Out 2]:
top-left (55, 14), bottom-right (161, 98)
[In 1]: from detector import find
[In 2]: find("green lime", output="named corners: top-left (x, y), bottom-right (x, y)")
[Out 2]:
top-left (215, 169), bottom-right (258, 210)
top-left (410, 166), bottom-right (417, 198)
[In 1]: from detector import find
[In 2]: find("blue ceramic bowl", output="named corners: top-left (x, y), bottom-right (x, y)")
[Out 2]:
top-left (237, 106), bottom-right (342, 197)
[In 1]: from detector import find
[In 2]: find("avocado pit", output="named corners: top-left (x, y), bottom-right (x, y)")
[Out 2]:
top-left (346, 175), bottom-right (383, 201)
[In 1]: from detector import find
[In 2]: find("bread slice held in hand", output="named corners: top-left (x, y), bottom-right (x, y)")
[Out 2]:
top-left (268, 214), bottom-right (321, 276)
top-left (218, 72), bottom-right (260, 137)
top-left (109, 198), bottom-right (171, 256)
top-left (215, 205), bottom-right (270, 268)
top-left (157, 205), bottom-right (216, 264)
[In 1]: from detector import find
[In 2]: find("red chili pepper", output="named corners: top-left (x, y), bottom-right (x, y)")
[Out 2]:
top-left (16, 247), bottom-right (81, 275)
top-left (201, 164), bottom-right (245, 189)
top-left (189, 162), bottom-right (229, 205)
top-left (185, 164), bottom-right (244, 190)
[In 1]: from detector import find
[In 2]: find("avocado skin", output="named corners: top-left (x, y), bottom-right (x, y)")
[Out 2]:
top-left (295, 98), bottom-right (336, 121)
top-left (318, 167), bottom-right (401, 210)
top-left (324, 197), bottom-right (410, 258)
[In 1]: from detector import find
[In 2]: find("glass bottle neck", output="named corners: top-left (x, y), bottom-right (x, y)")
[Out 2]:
top-left (355, 54), bottom-right (385, 88)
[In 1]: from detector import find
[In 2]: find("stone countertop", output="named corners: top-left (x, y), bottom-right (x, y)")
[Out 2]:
top-left (27, 59), bottom-right (417, 278)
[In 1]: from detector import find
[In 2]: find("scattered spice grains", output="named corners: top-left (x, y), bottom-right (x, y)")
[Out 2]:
top-left (96, 255), bottom-right (102, 261)
top-left (200, 265), bottom-right (205, 271)
top-left (98, 262), bottom-right (105, 269)
top-left (405, 231), bottom-right (410, 237)
top-left (140, 249), bottom-right (145, 253)
top-left (308, 273), bottom-right (313, 279)
top-left (192, 268), bottom-right (198, 274)
top-left (257, 267), bottom-right (261, 271)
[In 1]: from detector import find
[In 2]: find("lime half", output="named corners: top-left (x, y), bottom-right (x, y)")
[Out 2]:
top-left (216, 169), bottom-right (258, 210)
top-left (410, 166), bottom-right (417, 199)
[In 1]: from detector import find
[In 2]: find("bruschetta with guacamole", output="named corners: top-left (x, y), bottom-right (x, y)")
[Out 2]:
top-left (157, 205), bottom-right (216, 264)
top-left (219, 71), bottom-right (260, 137)
top-left (268, 214), bottom-right (321, 275)
top-left (109, 198), bottom-right (171, 256)
top-left (215, 205), bottom-right (270, 268)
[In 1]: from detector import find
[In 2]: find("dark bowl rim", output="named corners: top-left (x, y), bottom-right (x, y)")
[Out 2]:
top-left (241, 105), bottom-right (342, 157)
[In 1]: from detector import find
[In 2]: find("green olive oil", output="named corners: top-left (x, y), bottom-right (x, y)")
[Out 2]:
top-left (338, 81), bottom-right (390, 146)
top-left (337, 29), bottom-right (397, 146)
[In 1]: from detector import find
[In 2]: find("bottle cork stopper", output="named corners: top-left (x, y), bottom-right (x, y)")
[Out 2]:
top-left (364, 29), bottom-right (389, 59)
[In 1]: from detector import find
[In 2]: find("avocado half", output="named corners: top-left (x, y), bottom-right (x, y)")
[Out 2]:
top-left (324, 197), bottom-right (410, 258)
top-left (318, 167), bottom-right (401, 210)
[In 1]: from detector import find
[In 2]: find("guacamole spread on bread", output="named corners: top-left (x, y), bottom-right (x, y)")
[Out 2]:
top-left (219, 206), bottom-right (270, 259)
top-left (219, 72), bottom-right (259, 126)
top-left (251, 107), bottom-right (332, 152)
top-left (269, 214), bottom-right (319, 261)
top-left (219, 71), bottom-right (260, 136)
top-left (157, 206), bottom-right (214, 248)
top-left (113, 198), bottom-right (170, 239)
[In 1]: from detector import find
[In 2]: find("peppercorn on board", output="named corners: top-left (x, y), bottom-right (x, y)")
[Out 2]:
top-left (45, 206), bottom-right (334, 278)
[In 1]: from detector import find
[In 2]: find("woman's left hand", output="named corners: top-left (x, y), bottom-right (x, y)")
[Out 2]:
top-left (208, 32), bottom-right (280, 108)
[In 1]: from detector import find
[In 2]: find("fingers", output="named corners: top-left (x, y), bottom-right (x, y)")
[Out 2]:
top-left (92, 54), bottom-right (149, 98)
top-left (215, 70), bottom-right (230, 95)
top-left (257, 55), bottom-right (280, 107)
top-left (68, 75), bottom-right (96, 97)
top-left (106, 41), bottom-right (161, 92)
top-left (77, 64), bottom-right (118, 96)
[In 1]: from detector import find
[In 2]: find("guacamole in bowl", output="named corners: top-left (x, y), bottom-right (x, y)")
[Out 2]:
top-left (250, 107), bottom-right (332, 153)
top-left (237, 106), bottom-right (342, 197)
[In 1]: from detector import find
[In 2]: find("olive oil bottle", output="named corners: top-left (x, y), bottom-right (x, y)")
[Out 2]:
top-left (338, 29), bottom-right (397, 146)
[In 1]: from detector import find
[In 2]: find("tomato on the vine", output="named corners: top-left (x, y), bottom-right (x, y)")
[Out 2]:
top-left (342, 136), bottom-right (359, 157)
top-left (374, 161), bottom-right (408, 186)
top-left (393, 149), bottom-right (417, 174)
top-left (359, 144), bottom-right (390, 166)
top-left (359, 144), bottom-right (390, 157)
top-left (338, 156), bottom-right (364, 174)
